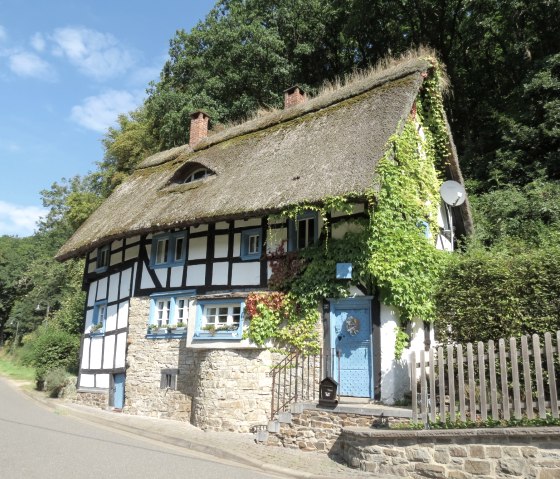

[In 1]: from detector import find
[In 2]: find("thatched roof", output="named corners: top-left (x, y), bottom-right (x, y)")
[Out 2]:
top-left (56, 56), bottom-right (471, 261)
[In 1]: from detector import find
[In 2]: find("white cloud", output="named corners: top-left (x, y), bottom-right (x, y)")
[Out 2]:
top-left (70, 89), bottom-right (143, 132)
top-left (51, 27), bottom-right (134, 80)
top-left (0, 26), bottom-right (7, 43)
top-left (8, 51), bottom-right (54, 79)
top-left (30, 32), bottom-right (46, 52)
top-left (0, 201), bottom-right (46, 237)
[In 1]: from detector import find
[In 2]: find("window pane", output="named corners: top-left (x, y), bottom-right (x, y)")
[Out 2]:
top-left (297, 219), bottom-right (307, 249)
top-left (248, 234), bottom-right (259, 254)
top-left (155, 239), bottom-right (169, 264)
top-left (307, 218), bottom-right (315, 245)
top-left (175, 237), bottom-right (184, 261)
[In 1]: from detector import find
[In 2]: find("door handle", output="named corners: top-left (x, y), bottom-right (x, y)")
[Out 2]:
top-left (337, 334), bottom-right (344, 341)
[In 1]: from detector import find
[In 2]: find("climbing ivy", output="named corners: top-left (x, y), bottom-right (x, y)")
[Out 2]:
top-left (245, 64), bottom-right (449, 358)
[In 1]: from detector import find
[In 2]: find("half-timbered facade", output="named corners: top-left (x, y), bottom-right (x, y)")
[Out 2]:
top-left (57, 56), bottom-right (471, 431)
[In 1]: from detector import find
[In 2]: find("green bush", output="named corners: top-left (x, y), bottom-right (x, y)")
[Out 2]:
top-left (21, 326), bottom-right (80, 384)
top-left (435, 242), bottom-right (560, 344)
top-left (44, 367), bottom-right (69, 398)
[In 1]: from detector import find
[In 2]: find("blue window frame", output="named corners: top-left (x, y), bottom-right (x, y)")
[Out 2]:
top-left (147, 291), bottom-right (194, 337)
top-left (150, 231), bottom-right (187, 268)
top-left (240, 228), bottom-right (261, 261)
top-left (288, 211), bottom-right (318, 251)
top-left (194, 300), bottom-right (245, 340)
top-left (90, 301), bottom-right (107, 334)
top-left (96, 245), bottom-right (110, 273)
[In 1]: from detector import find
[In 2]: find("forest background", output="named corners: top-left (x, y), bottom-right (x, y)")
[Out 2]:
top-left (1, 0), bottom-right (559, 379)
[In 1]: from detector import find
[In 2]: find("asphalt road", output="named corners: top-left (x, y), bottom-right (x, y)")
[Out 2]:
top-left (0, 378), bottom-right (279, 479)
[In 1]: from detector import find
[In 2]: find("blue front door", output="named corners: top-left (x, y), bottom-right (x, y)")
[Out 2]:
top-left (330, 298), bottom-right (373, 397)
top-left (113, 373), bottom-right (125, 409)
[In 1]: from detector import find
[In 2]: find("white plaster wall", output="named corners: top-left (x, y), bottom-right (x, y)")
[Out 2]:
top-left (170, 266), bottom-right (183, 287)
top-left (96, 277), bottom-right (108, 300)
top-left (191, 224), bottom-right (208, 233)
top-left (378, 304), bottom-right (423, 404)
top-left (212, 261), bottom-right (229, 285)
top-left (120, 267), bottom-right (132, 299)
top-left (87, 283), bottom-right (96, 307)
top-left (108, 273), bottom-right (119, 303)
top-left (214, 235), bottom-right (228, 258)
top-left (80, 374), bottom-right (94, 388)
top-left (233, 233), bottom-right (241, 256)
top-left (106, 304), bottom-right (118, 331)
top-left (84, 309), bottom-right (93, 330)
top-left (115, 333), bottom-right (127, 368)
top-left (186, 264), bottom-right (206, 286)
top-left (124, 244), bottom-right (140, 262)
top-left (110, 252), bottom-right (120, 266)
top-left (331, 203), bottom-right (365, 218)
top-left (103, 335), bottom-right (115, 369)
top-left (154, 268), bottom-right (167, 286)
top-left (231, 262), bottom-right (260, 285)
top-left (87, 262), bottom-right (96, 274)
top-left (117, 301), bottom-right (129, 329)
top-left (331, 222), bottom-right (365, 240)
top-left (81, 338), bottom-right (91, 369)
top-left (188, 237), bottom-right (207, 260)
top-left (235, 218), bottom-right (261, 228)
top-left (216, 221), bottom-right (229, 230)
top-left (140, 265), bottom-right (155, 289)
top-left (90, 338), bottom-right (103, 369)
top-left (96, 374), bottom-right (110, 389)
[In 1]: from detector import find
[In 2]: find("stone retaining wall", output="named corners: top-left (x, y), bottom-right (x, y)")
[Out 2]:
top-left (268, 407), bottom-right (409, 452)
top-left (75, 389), bottom-right (109, 408)
top-left (341, 426), bottom-right (560, 478)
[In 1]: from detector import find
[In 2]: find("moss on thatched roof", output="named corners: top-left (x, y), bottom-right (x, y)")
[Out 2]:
top-left (56, 56), bottom-right (469, 261)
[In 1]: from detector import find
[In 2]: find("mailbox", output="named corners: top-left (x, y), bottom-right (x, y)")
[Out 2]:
top-left (319, 377), bottom-right (338, 407)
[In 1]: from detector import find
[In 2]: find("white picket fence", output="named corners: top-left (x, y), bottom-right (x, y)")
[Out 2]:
top-left (410, 331), bottom-right (560, 423)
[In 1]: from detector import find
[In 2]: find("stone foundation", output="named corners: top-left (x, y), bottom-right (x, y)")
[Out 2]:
top-left (341, 427), bottom-right (560, 478)
top-left (268, 406), bottom-right (409, 452)
top-left (192, 348), bottom-right (273, 432)
top-left (75, 389), bottom-right (109, 408)
top-left (125, 297), bottom-right (194, 421)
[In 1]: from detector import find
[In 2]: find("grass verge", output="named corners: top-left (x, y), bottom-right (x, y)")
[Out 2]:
top-left (0, 350), bottom-right (35, 382)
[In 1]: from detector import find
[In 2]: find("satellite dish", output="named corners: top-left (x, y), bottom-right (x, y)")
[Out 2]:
top-left (440, 180), bottom-right (466, 207)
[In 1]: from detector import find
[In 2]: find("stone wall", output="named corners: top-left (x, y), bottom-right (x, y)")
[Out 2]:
top-left (125, 297), bottom-right (194, 421)
top-left (268, 406), bottom-right (409, 452)
top-left (192, 348), bottom-right (273, 432)
top-left (341, 427), bottom-right (560, 478)
top-left (74, 389), bottom-right (109, 408)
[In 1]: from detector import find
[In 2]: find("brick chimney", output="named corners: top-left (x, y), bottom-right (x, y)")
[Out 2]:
top-left (284, 86), bottom-right (306, 109)
top-left (189, 111), bottom-right (209, 147)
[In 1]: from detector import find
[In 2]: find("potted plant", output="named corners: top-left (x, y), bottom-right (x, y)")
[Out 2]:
top-left (146, 324), bottom-right (157, 334)
top-left (173, 321), bottom-right (187, 332)
top-left (202, 324), bottom-right (217, 336)
top-left (90, 323), bottom-right (103, 334)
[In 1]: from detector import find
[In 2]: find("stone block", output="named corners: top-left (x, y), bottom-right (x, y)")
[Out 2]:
top-left (521, 446), bottom-right (538, 458)
top-left (499, 458), bottom-right (526, 476)
top-left (448, 471), bottom-right (469, 479)
top-left (486, 446), bottom-right (502, 458)
top-left (504, 447), bottom-right (521, 457)
top-left (464, 459), bottom-right (492, 475)
top-left (406, 447), bottom-right (432, 463)
top-left (434, 449), bottom-right (450, 464)
top-left (539, 470), bottom-right (560, 479)
top-left (277, 412), bottom-right (292, 424)
top-left (449, 446), bottom-right (468, 457)
top-left (414, 463), bottom-right (446, 478)
top-left (470, 445), bottom-right (485, 458)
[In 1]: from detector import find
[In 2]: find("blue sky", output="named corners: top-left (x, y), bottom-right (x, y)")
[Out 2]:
top-left (0, 0), bottom-right (216, 236)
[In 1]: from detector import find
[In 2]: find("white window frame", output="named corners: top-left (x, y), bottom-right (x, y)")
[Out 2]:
top-left (240, 228), bottom-right (261, 261)
top-left (148, 291), bottom-right (194, 335)
top-left (194, 300), bottom-right (245, 339)
top-left (96, 245), bottom-right (110, 272)
top-left (91, 300), bottom-right (108, 334)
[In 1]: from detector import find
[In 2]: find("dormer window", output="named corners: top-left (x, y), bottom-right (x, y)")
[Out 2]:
top-left (169, 162), bottom-right (215, 186)
top-left (183, 168), bottom-right (210, 184)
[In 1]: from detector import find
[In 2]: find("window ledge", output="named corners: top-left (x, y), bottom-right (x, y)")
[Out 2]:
top-left (146, 328), bottom-right (187, 339)
top-left (193, 329), bottom-right (242, 340)
top-left (89, 331), bottom-right (105, 337)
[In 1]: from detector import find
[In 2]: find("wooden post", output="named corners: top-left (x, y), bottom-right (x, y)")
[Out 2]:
top-left (488, 340), bottom-right (498, 420)
top-left (467, 343), bottom-right (476, 420)
top-left (521, 335), bottom-right (533, 419)
top-left (411, 351), bottom-right (418, 422)
top-left (430, 348), bottom-right (436, 423)
top-left (438, 346), bottom-right (446, 422)
top-left (499, 338), bottom-right (510, 420)
top-left (457, 344), bottom-right (466, 422)
top-left (545, 332), bottom-right (558, 418)
top-left (533, 334), bottom-right (546, 418)
top-left (447, 344), bottom-right (456, 423)
top-left (478, 341), bottom-right (487, 421)
top-left (510, 337), bottom-right (522, 419)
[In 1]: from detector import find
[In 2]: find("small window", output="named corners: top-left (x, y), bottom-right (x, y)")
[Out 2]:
top-left (91, 301), bottom-right (107, 334)
top-left (150, 231), bottom-right (187, 268)
top-left (96, 245), bottom-right (110, 272)
top-left (160, 369), bottom-right (178, 390)
top-left (241, 228), bottom-right (261, 260)
top-left (195, 301), bottom-right (244, 339)
top-left (147, 292), bottom-right (193, 336)
top-left (183, 168), bottom-right (210, 183)
top-left (288, 212), bottom-right (318, 251)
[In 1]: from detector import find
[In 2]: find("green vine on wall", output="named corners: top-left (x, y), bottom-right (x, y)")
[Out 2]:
top-left (245, 63), bottom-right (450, 359)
